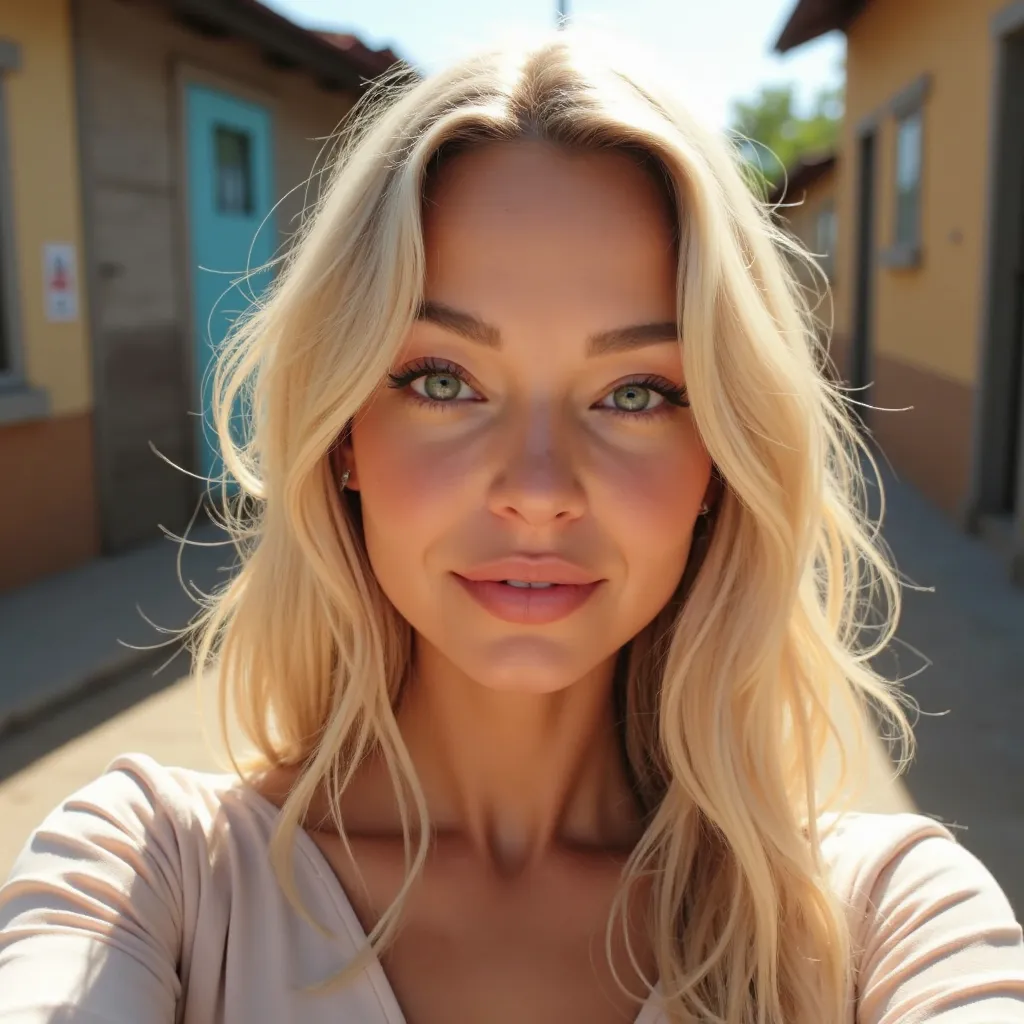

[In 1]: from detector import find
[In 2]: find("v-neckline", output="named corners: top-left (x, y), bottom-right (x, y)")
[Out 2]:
top-left (240, 780), bottom-right (664, 1024)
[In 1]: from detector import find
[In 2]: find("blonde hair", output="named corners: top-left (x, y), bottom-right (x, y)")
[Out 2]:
top-left (193, 31), bottom-right (913, 1024)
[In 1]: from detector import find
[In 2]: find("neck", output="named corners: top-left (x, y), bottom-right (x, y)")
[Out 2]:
top-left (396, 638), bottom-right (642, 874)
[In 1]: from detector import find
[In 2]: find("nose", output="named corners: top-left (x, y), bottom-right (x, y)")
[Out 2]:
top-left (487, 402), bottom-right (587, 528)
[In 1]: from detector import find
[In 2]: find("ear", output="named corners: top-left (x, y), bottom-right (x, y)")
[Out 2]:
top-left (330, 431), bottom-right (360, 492)
top-left (702, 466), bottom-right (724, 514)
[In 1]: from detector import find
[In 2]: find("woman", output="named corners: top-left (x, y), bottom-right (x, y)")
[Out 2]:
top-left (1, 32), bottom-right (1022, 1024)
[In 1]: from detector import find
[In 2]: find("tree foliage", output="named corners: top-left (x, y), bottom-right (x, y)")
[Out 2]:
top-left (729, 82), bottom-right (843, 189)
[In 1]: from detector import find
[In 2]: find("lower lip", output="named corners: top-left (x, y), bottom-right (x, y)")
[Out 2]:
top-left (454, 576), bottom-right (603, 625)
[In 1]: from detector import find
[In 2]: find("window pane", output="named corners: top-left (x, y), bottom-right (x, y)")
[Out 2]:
top-left (815, 203), bottom-right (837, 279)
top-left (896, 186), bottom-right (919, 247)
top-left (214, 125), bottom-right (253, 216)
top-left (896, 112), bottom-right (922, 190)
top-left (895, 111), bottom-right (922, 247)
top-left (816, 204), bottom-right (836, 256)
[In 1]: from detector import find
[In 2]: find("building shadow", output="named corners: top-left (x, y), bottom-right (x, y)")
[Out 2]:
top-left (0, 654), bottom-right (187, 783)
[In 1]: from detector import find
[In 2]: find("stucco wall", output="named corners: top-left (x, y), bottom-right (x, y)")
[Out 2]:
top-left (834, 0), bottom-right (1015, 514)
top-left (0, 0), bottom-right (90, 416)
top-left (838, 0), bottom-right (1002, 386)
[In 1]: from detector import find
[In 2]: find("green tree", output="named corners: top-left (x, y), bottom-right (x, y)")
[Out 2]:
top-left (730, 82), bottom-right (842, 190)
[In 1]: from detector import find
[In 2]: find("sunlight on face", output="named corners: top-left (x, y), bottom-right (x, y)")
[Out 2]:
top-left (348, 141), bottom-right (712, 693)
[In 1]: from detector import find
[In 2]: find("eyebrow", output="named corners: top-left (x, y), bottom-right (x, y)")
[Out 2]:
top-left (415, 300), bottom-right (679, 356)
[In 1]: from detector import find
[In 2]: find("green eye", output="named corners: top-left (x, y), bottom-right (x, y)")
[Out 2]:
top-left (418, 373), bottom-right (463, 401)
top-left (388, 359), bottom-right (482, 405)
top-left (611, 384), bottom-right (659, 412)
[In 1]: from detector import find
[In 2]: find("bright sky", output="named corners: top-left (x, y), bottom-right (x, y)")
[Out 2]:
top-left (265, 0), bottom-right (845, 131)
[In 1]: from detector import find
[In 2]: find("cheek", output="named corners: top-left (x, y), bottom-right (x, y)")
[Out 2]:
top-left (348, 402), bottom-right (481, 553)
top-left (594, 422), bottom-right (711, 567)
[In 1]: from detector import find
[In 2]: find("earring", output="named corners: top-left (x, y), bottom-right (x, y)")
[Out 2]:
top-left (699, 502), bottom-right (710, 515)
top-left (339, 469), bottom-right (351, 490)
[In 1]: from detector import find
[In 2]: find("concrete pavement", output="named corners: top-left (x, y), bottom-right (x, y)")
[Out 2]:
top-left (870, 462), bottom-right (1024, 912)
top-left (0, 517), bottom-right (234, 734)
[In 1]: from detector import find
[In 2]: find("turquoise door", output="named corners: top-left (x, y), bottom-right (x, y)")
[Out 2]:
top-left (185, 84), bottom-right (275, 487)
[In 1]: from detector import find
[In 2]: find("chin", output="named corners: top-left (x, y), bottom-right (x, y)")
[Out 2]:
top-left (460, 635), bottom-right (611, 694)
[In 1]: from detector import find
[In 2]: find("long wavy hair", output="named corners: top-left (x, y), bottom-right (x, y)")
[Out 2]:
top-left (191, 30), bottom-right (913, 1024)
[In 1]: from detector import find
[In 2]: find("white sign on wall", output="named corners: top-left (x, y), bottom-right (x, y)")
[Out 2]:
top-left (43, 243), bottom-right (78, 323)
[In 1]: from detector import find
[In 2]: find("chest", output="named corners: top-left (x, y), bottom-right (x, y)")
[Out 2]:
top-left (309, 833), bottom-right (658, 1024)
top-left (380, 903), bottom-right (651, 1024)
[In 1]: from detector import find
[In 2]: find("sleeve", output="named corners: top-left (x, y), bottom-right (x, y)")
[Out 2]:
top-left (0, 756), bottom-right (186, 1023)
top-left (856, 828), bottom-right (1024, 1023)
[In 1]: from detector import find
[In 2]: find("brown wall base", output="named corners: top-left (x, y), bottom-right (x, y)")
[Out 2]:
top-left (870, 353), bottom-right (974, 516)
top-left (0, 412), bottom-right (100, 592)
top-left (827, 332), bottom-right (852, 385)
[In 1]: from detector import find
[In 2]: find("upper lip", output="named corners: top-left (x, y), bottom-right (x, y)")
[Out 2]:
top-left (457, 556), bottom-right (603, 585)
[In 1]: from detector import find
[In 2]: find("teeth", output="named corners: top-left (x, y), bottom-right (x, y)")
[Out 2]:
top-left (504, 580), bottom-right (555, 589)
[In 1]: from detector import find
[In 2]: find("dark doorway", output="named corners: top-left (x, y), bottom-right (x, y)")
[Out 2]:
top-left (974, 25), bottom-right (1024, 539)
top-left (1007, 258), bottom-right (1024, 517)
top-left (850, 129), bottom-right (877, 428)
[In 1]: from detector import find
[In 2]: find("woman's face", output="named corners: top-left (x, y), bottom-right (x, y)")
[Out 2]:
top-left (346, 140), bottom-right (713, 693)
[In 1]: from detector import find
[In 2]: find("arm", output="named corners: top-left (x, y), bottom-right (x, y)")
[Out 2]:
top-left (0, 759), bottom-right (184, 1023)
top-left (857, 831), bottom-right (1024, 1023)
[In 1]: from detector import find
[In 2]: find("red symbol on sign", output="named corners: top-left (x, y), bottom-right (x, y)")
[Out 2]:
top-left (51, 258), bottom-right (68, 291)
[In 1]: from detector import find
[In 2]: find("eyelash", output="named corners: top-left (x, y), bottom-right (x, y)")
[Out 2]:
top-left (386, 357), bottom-right (690, 416)
top-left (387, 358), bottom-right (479, 406)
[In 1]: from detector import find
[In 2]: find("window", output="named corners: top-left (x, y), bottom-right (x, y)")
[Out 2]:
top-left (815, 202), bottom-right (837, 280)
top-left (883, 73), bottom-right (930, 269)
top-left (894, 110), bottom-right (922, 249)
top-left (214, 125), bottom-right (254, 216)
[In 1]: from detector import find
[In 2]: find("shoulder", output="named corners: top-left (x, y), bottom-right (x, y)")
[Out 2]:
top-left (4, 752), bottom-right (271, 890)
top-left (0, 754), bottom-right (240, 1015)
top-left (818, 809), bottom-right (961, 904)
top-left (34, 750), bottom-right (240, 827)
top-left (818, 811), bottom-right (1024, 1020)
top-left (2, 753), bottom-right (285, 964)
top-left (0, 756), bottom-right (348, 1017)
top-left (817, 808), bottom-right (1014, 924)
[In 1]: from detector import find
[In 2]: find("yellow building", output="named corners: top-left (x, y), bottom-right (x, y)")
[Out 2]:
top-left (0, 0), bottom-right (402, 593)
top-left (0, 0), bottom-right (93, 592)
top-left (777, 0), bottom-right (1024, 582)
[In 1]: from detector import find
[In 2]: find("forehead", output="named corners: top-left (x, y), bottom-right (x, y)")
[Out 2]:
top-left (420, 141), bottom-right (678, 317)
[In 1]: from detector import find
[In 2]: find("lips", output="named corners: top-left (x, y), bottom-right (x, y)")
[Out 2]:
top-left (458, 556), bottom-right (601, 586)
top-left (454, 556), bottom-right (604, 625)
